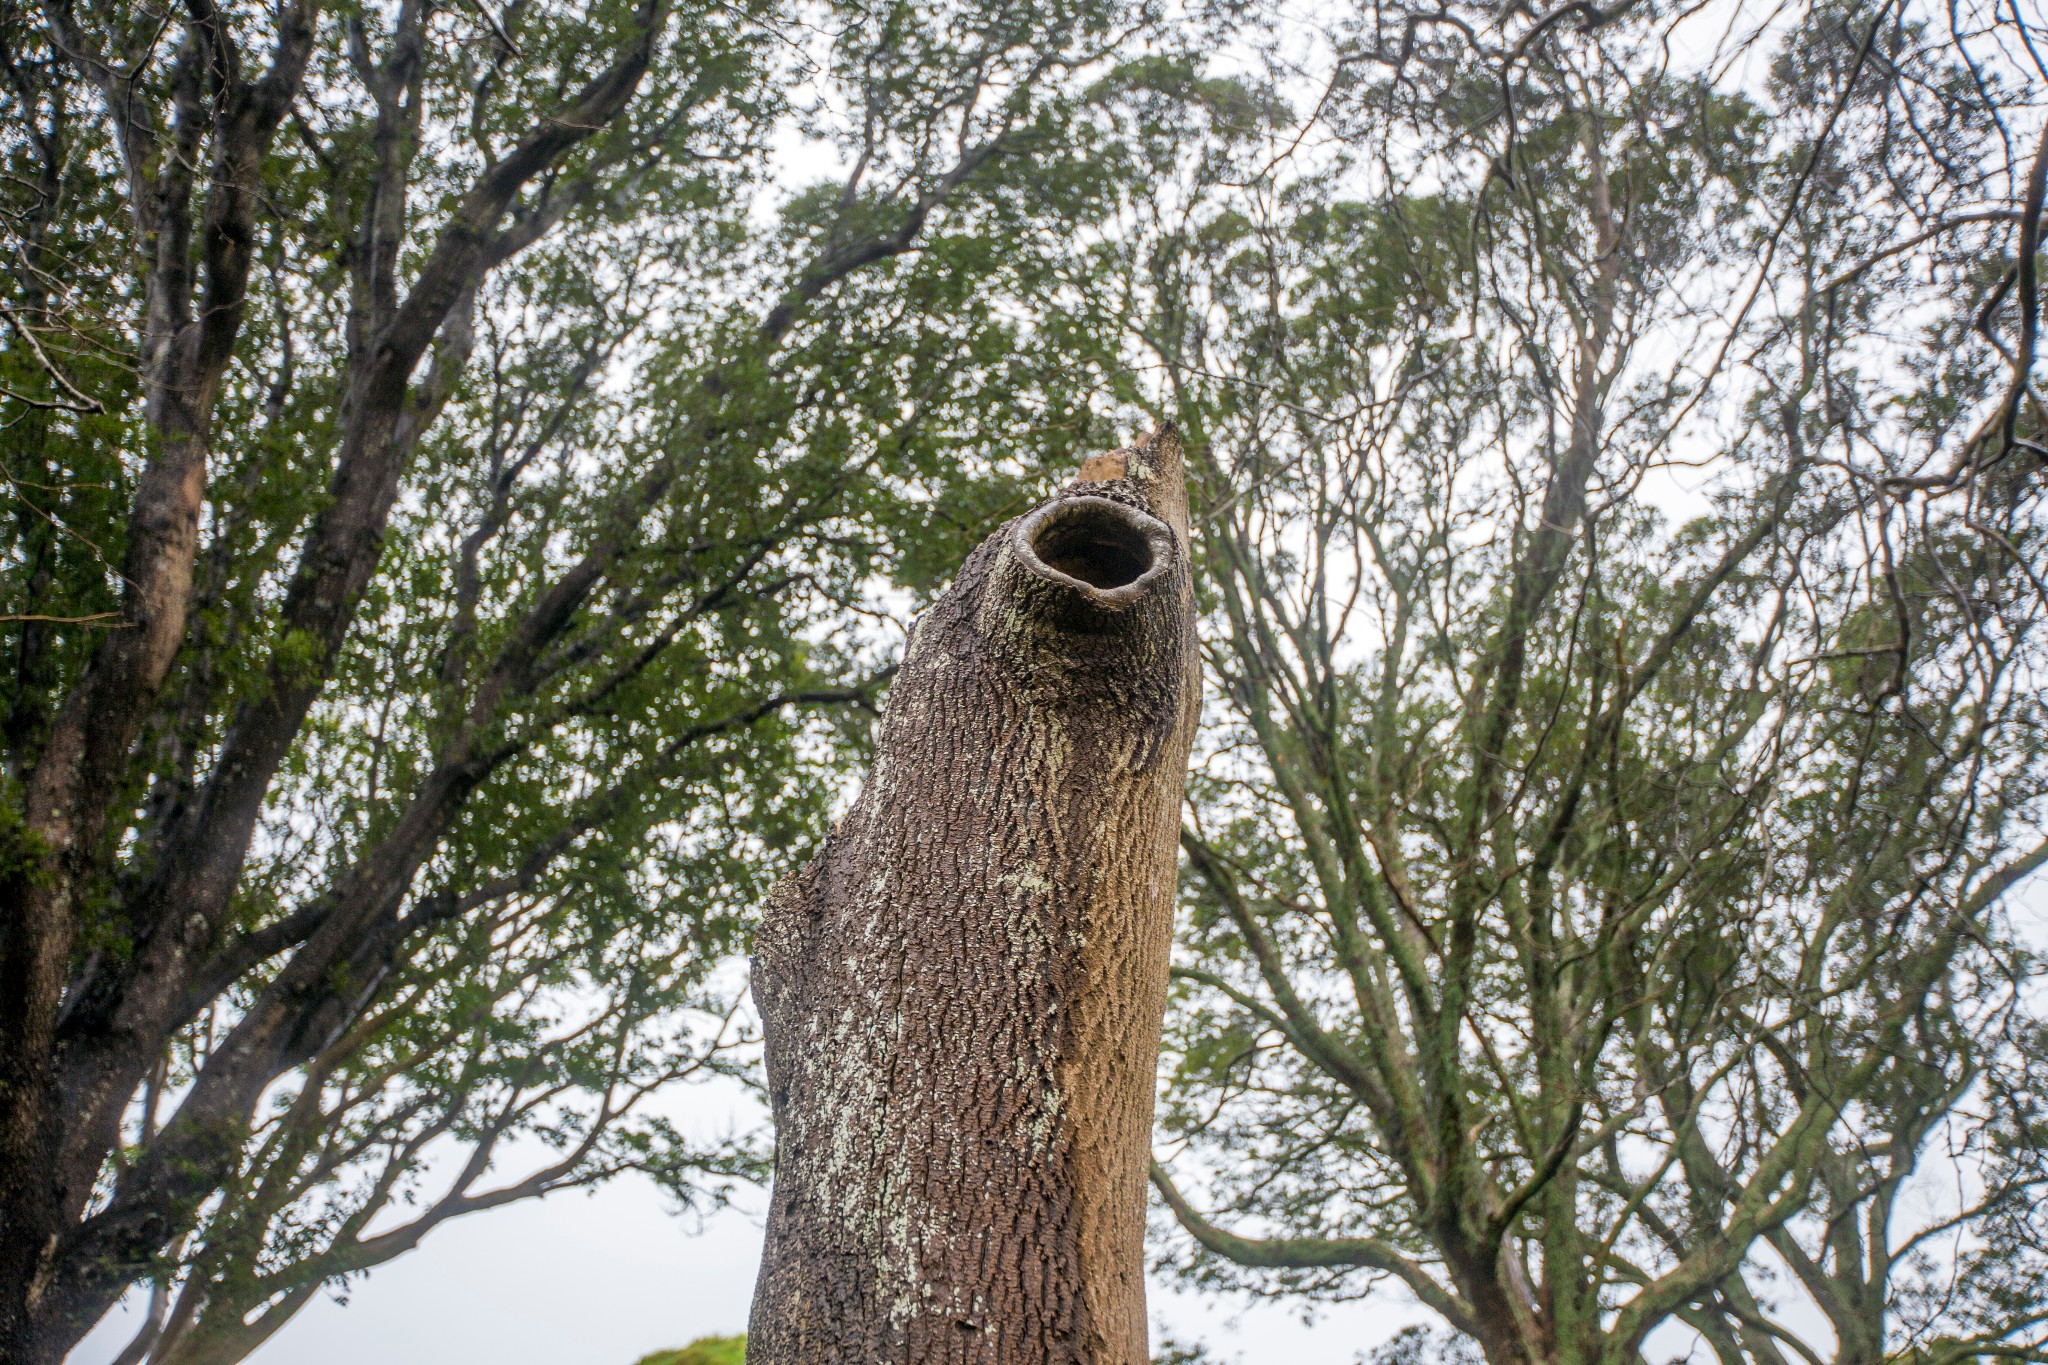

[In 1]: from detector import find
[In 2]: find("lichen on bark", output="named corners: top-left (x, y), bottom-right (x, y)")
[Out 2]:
top-left (748, 427), bottom-right (1202, 1365)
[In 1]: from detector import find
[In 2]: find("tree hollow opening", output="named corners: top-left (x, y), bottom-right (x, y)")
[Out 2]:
top-left (1028, 501), bottom-right (1157, 589)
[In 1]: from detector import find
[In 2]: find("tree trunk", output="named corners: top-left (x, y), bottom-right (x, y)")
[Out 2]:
top-left (749, 427), bottom-right (1202, 1365)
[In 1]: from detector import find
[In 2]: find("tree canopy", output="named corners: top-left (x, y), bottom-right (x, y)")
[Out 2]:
top-left (0, 0), bottom-right (2042, 1361)
top-left (1138, 4), bottom-right (2048, 1365)
top-left (0, 0), bottom-right (1164, 1359)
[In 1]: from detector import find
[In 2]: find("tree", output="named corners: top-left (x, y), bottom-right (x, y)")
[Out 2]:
top-left (748, 427), bottom-right (1203, 1365)
top-left (0, 0), bottom-right (1155, 1358)
top-left (1123, 2), bottom-right (2048, 1364)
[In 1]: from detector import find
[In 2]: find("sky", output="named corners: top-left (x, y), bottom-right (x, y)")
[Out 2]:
top-left (67, 1160), bottom-right (1419, 1365)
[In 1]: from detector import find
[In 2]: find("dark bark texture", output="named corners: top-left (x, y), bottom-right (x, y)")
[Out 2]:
top-left (749, 427), bottom-right (1202, 1365)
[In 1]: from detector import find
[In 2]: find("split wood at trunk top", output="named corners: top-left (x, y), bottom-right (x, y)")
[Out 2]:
top-left (749, 427), bottom-right (1202, 1365)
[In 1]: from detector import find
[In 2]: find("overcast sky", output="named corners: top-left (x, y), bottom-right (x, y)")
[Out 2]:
top-left (67, 1168), bottom-right (1416, 1365)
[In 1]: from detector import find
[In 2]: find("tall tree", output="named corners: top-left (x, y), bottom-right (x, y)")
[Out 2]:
top-left (1113, 3), bottom-right (2048, 1364)
top-left (0, 0), bottom-right (1151, 1359)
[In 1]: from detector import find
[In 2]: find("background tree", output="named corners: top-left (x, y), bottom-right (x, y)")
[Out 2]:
top-left (1124, 2), bottom-right (2048, 1364)
top-left (0, 0), bottom-right (1161, 1359)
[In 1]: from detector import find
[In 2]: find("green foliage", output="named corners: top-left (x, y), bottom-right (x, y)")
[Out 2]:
top-left (1151, 1332), bottom-right (1231, 1364)
top-left (0, 0), bottom-right (1196, 1356)
top-left (634, 1333), bottom-right (746, 1365)
top-left (1128, 4), bottom-right (2048, 1365)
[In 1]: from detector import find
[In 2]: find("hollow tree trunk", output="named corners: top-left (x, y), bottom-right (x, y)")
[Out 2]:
top-left (749, 427), bottom-right (1202, 1365)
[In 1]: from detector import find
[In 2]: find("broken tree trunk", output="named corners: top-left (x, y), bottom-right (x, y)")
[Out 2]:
top-left (749, 427), bottom-right (1202, 1365)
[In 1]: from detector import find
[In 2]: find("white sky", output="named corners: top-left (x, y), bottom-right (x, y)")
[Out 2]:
top-left (67, 1098), bottom-right (1419, 1365)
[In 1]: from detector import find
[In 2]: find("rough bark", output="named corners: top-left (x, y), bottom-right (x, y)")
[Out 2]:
top-left (749, 427), bottom-right (1202, 1365)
